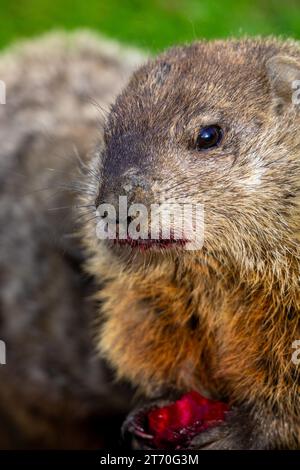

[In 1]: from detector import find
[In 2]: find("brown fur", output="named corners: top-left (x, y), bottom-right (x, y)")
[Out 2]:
top-left (82, 38), bottom-right (300, 449)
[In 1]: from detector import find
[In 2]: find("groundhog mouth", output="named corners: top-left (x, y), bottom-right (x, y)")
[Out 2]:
top-left (111, 236), bottom-right (188, 250)
top-left (122, 391), bottom-right (228, 450)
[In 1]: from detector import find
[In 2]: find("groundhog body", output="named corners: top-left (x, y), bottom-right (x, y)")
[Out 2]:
top-left (82, 38), bottom-right (300, 449)
top-left (0, 31), bottom-right (144, 448)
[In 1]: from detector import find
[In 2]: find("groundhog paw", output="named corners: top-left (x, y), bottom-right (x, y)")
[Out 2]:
top-left (190, 408), bottom-right (260, 450)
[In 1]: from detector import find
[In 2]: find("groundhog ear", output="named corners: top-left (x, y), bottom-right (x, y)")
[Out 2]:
top-left (266, 55), bottom-right (300, 108)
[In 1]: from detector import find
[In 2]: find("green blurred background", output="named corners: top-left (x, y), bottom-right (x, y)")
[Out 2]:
top-left (0, 0), bottom-right (300, 52)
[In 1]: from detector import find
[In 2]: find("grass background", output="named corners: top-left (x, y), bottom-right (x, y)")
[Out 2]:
top-left (0, 0), bottom-right (300, 52)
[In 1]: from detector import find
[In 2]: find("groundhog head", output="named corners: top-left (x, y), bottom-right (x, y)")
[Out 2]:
top-left (93, 39), bottom-right (300, 269)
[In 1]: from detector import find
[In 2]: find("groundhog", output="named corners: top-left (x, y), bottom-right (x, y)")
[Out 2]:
top-left (81, 38), bottom-right (300, 449)
top-left (0, 31), bottom-right (145, 448)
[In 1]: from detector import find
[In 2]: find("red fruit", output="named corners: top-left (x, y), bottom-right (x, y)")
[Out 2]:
top-left (147, 391), bottom-right (228, 449)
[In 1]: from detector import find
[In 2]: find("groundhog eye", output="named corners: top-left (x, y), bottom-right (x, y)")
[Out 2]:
top-left (196, 125), bottom-right (223, 150)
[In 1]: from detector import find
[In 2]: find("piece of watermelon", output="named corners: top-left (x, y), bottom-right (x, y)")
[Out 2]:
top-left (146, 391), bottom-right (228, 449)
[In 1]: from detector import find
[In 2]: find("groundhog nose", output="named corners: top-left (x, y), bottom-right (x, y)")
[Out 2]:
top-left (95, 174), bottom-right (152, 210)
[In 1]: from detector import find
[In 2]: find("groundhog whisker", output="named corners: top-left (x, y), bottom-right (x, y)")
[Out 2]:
top-left (88, 97), bottom-right (110, 116)
top-left (48, 204), bottom-right (95, 212)
top-left (72, 146), bottom-right (101, 180)
top-left (81, 214), bottom-right (100, 225)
